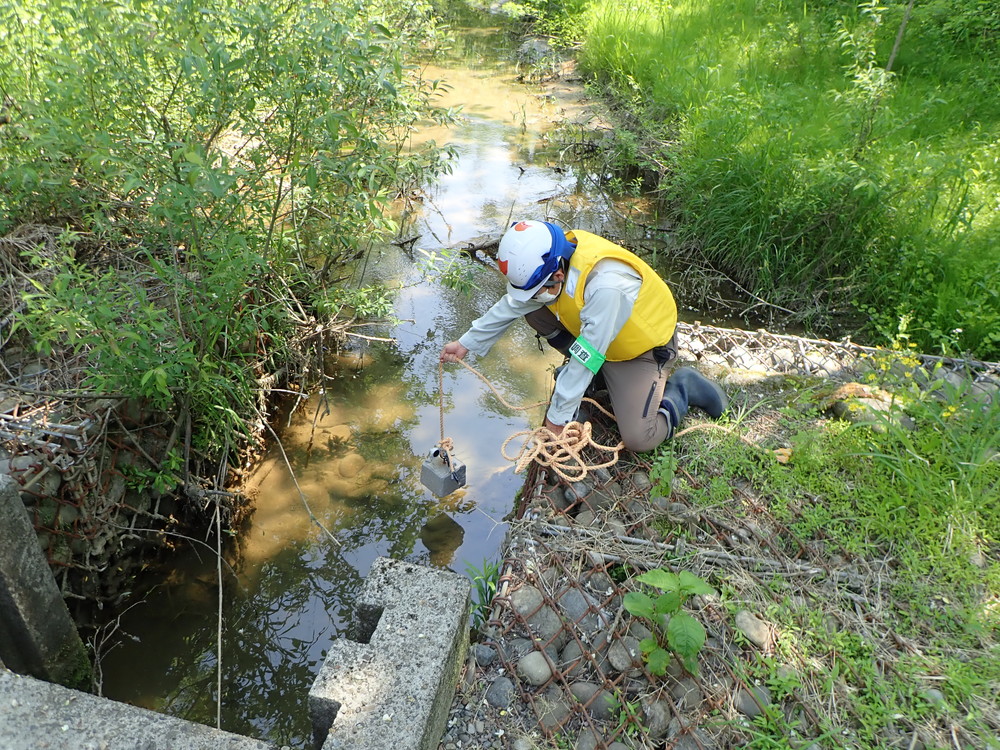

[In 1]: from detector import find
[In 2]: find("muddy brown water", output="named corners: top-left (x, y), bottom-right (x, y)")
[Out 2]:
top-left (93, 20), bottom-right (668, 748)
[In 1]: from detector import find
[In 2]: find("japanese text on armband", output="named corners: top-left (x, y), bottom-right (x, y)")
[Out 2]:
top-left (568, 337), bottom-right (606, 374)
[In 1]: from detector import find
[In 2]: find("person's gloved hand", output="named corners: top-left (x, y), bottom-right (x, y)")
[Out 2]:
top-left (440, 341), bottom-right (469, 363)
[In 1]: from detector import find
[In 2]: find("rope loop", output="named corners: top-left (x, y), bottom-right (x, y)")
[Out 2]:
top-left (501, 419), bottom-right (624, 482)
top-left (438, 357), bottom-right (624, 482)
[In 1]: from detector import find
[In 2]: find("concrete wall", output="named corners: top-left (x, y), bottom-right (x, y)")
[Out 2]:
top-left (310, 557), bottom-right (471, 750)
top-left (0, 668), bottom-right (276, 750)
top-left (0, 553), bottom-right (470, 750)
top-left (0, 474), bottom-right (89, 687)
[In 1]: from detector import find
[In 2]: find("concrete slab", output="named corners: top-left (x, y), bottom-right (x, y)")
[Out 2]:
top-left (0, 474), bottom-right (89, 687)
top-left (309, 557), bottom-right (471, 750)
top-left (0, 667), bottom-right (276, 750)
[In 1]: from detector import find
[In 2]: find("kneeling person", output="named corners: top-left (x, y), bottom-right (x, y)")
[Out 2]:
top-left (439, 220), bottom-right (726, 452)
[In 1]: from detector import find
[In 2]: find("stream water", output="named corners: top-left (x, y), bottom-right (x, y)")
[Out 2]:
top-left (97, 17), bottom-right (664, 748)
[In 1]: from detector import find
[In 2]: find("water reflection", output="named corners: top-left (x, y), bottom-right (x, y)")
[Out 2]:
top-left (98, 19), bottom-right (642, 748)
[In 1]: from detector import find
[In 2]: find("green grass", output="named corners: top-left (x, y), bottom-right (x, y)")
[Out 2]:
top-left (648, 370), bottom-right (999, 747)
top-left (572, 0), bottom-right (1000, 359)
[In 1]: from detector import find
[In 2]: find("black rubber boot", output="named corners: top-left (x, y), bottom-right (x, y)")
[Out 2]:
top-left (664, 367), bottom-right (728, 419)
top-left (658, 367), bottom-right (728, 438)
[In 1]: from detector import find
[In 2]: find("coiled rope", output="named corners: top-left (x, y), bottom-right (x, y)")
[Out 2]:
top-left (437, 360), bottom-right (625, 482)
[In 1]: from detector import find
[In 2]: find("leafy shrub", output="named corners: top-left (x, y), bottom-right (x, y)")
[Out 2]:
top-left (0, 0), bottom-right (452, 475)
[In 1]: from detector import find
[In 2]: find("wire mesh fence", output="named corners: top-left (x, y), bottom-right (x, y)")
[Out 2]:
top-left (462, 322), bottom-right (999, 750)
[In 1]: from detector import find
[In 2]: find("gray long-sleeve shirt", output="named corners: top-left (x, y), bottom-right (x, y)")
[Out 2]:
top-left (459, 258), bottom-right (642, 425)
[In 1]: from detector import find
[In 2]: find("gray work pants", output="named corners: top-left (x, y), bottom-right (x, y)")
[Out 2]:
top-left (525, 308), bottom-right (678, 452)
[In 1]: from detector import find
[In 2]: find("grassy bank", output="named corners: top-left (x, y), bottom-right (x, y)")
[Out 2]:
top-left (567, 0), bottom-right (1000, 360)
top-left (644, 361), bottom-right (1000, 748)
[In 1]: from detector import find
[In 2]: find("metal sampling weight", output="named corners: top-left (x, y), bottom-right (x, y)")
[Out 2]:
top-left (420, 448), bottom-right (467, 497)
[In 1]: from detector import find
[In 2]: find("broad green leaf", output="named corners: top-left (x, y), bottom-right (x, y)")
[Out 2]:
top-left (654, 590), bottom-right (682, 615)
top-left (645, 647), bottom-right (670, 676)
top-left (678, 571), bottom-right (715, 597)
top-left (623, 591), bottom-right (656, 620)
top-left (636, 568), bottom-right (679, 593)
top-left (639, 636), bottom-right (659, 655)
top-left (666, 612), bottom-right (706, 661)
top-left (682, 654), bottom-right (699, 675)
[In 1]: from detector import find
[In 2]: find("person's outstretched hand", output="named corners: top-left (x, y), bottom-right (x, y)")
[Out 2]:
top-left (440, 341), bottom-right (469, 363)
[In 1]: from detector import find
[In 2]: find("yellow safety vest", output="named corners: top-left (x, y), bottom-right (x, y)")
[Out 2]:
top-left (548, 230), bottom-right (677, 361)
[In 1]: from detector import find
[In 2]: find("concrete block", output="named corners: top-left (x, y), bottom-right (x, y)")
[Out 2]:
top-left (309, 557), bottom-right (471, 750)
top-left (0, 474), bottom-right (89, 687)
top-left (0, 668), bottom-right (275, 750)
top-left (419, 449), bottom-right (466, 497)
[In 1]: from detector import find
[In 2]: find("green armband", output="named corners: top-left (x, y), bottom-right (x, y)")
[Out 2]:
top-left (568, 336), bottom-right (606, 374)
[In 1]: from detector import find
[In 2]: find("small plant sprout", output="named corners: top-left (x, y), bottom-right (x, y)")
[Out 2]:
top-left (623, 567), bottom-right (715, 675)
top-left (465, 558), bottom-right (500, 633)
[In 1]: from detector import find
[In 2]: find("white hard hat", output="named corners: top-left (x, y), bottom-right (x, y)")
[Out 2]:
top-left (497, 220), bottom-right (560, 301)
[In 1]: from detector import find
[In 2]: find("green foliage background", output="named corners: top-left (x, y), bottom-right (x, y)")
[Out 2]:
top-left (573, 0), bottom-right (1000, 360)
top-left (0, 0), bottom-right (452, 467)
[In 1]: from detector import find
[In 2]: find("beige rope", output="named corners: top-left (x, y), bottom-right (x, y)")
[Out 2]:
top-left (437, 358), bottom-right (625, 481)
top-left (501, 420), bottom-right (624, 482)
top-left (435, 362), bottom-right (459, 471)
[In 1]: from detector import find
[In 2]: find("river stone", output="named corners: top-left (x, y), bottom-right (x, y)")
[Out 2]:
top-left (576, 509), bottom-right (597, 527)
top-left (671, 729), bottom-right (717, 750)
top-left (569, 681), bottom-right (615, 720)
top-left (517, 37), bottom-right (552, 62)
top-left (338, 452), bottom-right (365, 478)
top-left (649, 494), bottom-right (671, 513)
top-left (606, 515), bottom-right (627, 535)
top-left (502, 637), bottom-right (536, 661)
top-left (735, 685), bottom-right (772, 718)
top-left (517, 650), bottom-right (553, 686)
top-left (564, 479), bottom-right (593, 503)
top-left (584, 571), bottom-right (613, 596)
top-left (670, 677), bottom-right (703, 710)
top-left (627, 621), bottom-right (653, 643)
top-left (591, 467), bottom-right (612, 485)
top-left (536, 685), bottom-right (572, 730)
top-left (970, 380), bottom-right (998, 405)
top-left (734, 609), bottom-right (770, 649)
top-left (556, 587), bottom-right (604, 634)
top-left (631, 470), bottom-right (652, 490)
top-left (665, 502), bottom-right (697, 523)
top-left (607, 636), bottom-right (642, 673)
top-left (471, 643), bottom-right (496, 667)
top-left (624, 499), bottom-right (645, 517)
top-left (510, 585), bottom-right (563, 642)
top-left (642, 699), bottom-right (672, 739)
top-left (546, 485), bottom-right (573, 512)
top-left (485, 676), bottom-right (515, 708)
top-left (559, 639), bottom-right (589, 679)
top-left (921, 688), bottom-right (946, 709)
top-left (574, 729), bottom-right (602, 750)
top-left (586, 487), bottom-right (616, 512)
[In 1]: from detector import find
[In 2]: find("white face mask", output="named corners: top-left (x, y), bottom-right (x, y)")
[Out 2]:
top-left (534, 289), bottom-right (559, 305)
